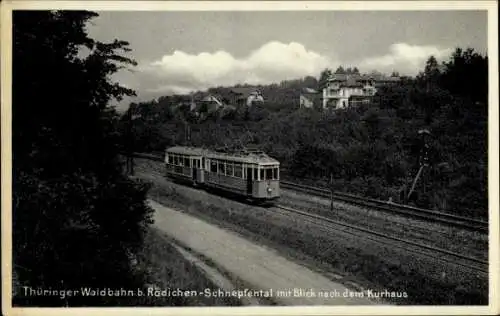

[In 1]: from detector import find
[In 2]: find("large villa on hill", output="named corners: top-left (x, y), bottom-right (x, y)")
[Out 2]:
top-left (322, 74), bottom-right (400, 109)
top-left (300, 73), bottom-right (401, 110)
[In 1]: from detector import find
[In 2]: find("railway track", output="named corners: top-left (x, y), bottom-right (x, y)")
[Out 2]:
top-left (274, 204), bottom-right (488, 275)
top-left (127, 152), bottom-right (488, 233)
top-left (280, 181), bottom-right (488, 233)
top-left (131, 157), bottom-right (488, 276)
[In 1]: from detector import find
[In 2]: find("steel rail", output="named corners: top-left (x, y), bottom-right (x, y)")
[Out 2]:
top-left (275, 204), bottom-right (488, 275)
top-left (131, 158), bottom-right (488, 275)
top-left (281, 181), bottom-right (488, 233)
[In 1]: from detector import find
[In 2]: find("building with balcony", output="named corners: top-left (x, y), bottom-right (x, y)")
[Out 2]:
top-left (322, 74), bottom-right (400, 109)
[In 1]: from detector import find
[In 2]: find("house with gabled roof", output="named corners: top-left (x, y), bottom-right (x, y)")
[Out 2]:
top-left (190, 93), bottom-right (225, 114)
top-left (322, 74), bottom-right (400, 109)
top-left (228, 87), bottom-right (264, 107)
top-left (299, 87), bottom-right (322, 109)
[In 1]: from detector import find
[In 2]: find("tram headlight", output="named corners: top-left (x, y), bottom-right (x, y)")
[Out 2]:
top-left (267, 187), bottom-right (272, 193)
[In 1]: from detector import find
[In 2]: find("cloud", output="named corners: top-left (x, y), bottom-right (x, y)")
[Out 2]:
top-left (137, 41), bottom-right (333, 95)
top-left (359, 43), bottom-right (453, 75)
top-left (118, 41), bottom-right (455, 105)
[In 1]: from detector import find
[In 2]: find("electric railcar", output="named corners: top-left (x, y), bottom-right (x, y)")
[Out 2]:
top-left (164, 146), bottom-right (280, 202)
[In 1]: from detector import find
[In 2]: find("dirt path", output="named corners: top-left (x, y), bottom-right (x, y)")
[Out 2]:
top-left (148, 199), bottom-right (374, 305)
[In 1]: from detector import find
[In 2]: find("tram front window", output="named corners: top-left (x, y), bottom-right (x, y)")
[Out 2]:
top-left (265, 168), bottom-right (273, 180)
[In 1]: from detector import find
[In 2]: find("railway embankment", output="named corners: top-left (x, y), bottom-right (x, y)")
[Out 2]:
top-left (278, 188), bottom-right (488, 261)
top-left (148, 199), bottom-right (373, 305)
top-left (133, 158), bottom-right (488, 305)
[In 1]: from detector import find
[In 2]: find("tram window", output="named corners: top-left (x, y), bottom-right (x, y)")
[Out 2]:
top-left (210, 161), bottom-right (217, 173)
top-left (173, 156), bottom-right (178, 165)
top-left (219, 162), bottom-right (225, 174)
top-left (260, 169), bottom-right (265, 181)
top-left (266, 168), bottom-right (273, 180)
top-left (226, 163), bottom-right (233, 176)
top-left (184, 158), bottom-right (190, 167)
top-left (234, 165), bottom-right (242, 178)
top-left (273, 167), bottom-right (279, 179)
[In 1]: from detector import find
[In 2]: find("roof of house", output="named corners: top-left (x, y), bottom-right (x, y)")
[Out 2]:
top-left (302, 87), bottom-right (318, 94)
top-left (230, 87), bottom-right (261, 98)
top-left (343, 76), bottom-right (363, 88)
top-left (328, 74), bottom-right (400, 83)
top-left (200, 94), bottom-right (224, 104)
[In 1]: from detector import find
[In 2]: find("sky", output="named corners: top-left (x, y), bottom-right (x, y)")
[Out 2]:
top-left (85, 10), bottom-right (488, 108)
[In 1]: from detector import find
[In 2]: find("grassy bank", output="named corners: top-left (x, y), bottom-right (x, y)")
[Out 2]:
top-left (136, 165), bottom-right (487, 305)
top-left (131, 227), bottom-right (242, 306)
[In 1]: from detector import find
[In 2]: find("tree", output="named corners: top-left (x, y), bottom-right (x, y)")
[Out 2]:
top-left (13, 10), bottom-right (154, 306)
top-left (344, 67), bottom-right (360, 74)
top-left (318, 68), bottom-right (332, 91)
top-left (303, 75), bottom-right (318, 88)
top-left (334, 66), bottom-right (345, 74)
top-left (440, 47), bottom-right (488, 104)
top-left (422, 55), bottom-right (441, 89)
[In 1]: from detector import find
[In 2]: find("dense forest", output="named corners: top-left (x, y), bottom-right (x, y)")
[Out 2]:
top-left (125, 49), bottom-right (488, 219)
top-left (12, 11), bottom-right (154, 306)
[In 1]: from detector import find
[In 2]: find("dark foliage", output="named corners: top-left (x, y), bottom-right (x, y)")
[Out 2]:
top-left (12, 10), bottom-right (154, 306)
top-left (123, 48), bottom-right (487, 218)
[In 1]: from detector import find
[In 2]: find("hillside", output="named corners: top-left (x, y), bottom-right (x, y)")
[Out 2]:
top-left (122, 48), bottom-right (488, 219)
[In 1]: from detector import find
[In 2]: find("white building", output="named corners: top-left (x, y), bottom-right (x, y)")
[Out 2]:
top-left (322, 74), bottom-right (399, 109)
top-left (300, 88), bottom-right (321, 109)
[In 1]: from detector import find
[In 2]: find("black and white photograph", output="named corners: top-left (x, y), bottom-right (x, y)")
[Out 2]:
top-left (1, 1), bottom-right (498, 315)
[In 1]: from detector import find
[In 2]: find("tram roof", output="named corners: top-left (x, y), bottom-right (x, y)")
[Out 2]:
top-left (205, 151), bottom-right (280, 165)
top-left (166, 146), bottom-right (280, 165)
top-left (166, 146), bottom-right (208, 157)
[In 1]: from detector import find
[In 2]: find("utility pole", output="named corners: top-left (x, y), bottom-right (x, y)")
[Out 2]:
top-left (403, 169), bottom-right (408, 205)
top-left (184, 121), bottom-right (191, 145)
top-left (407, 129), bottom-right (431, 201)
top-left (330, 172), bottom-right (334, 211)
